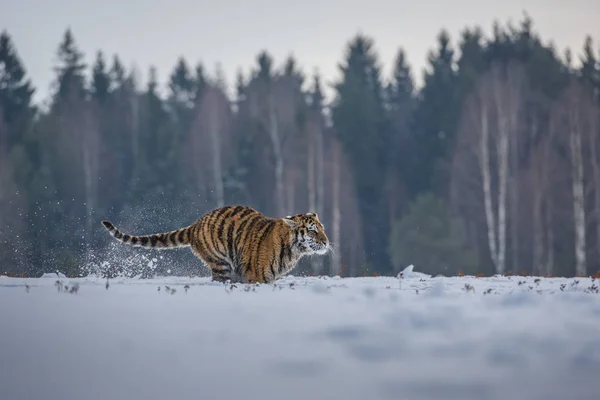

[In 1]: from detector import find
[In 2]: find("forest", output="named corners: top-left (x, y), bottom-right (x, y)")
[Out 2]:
top-left (1, 15), bottom-right (600, 279)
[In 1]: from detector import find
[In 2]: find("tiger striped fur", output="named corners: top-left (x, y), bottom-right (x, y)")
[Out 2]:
top-left (101, 205), bottom-right (330, 284)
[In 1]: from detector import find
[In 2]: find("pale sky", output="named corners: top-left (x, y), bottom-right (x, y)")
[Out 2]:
top-left (1, 0), bottom-right (599, 105)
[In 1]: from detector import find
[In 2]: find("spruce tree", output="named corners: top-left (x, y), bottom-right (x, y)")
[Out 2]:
top-left (194, 62), bottom-right (207, 101)
top-left (167, 57), bottom-right (195, 150)
top-left (0, 30), bottom-right (36, 274)
top-left (385, 48), bottom-right (415, 219)
top-left (110, 55), bottom-right (126, 86)
top-left (332, 34), bottom-right (391, 272)
top-left (128, 67), bottom-right (187, 231)
top-left (309, 71), bottom-right (324, 111)
top-left (91, 50), bottom-right (111, 103)
top-left (410, 30), bottom-right (458, 198)
top-left (53, 28), bottom-right (86, 104)
top-left (169, 57), bottom-right (195, 108)
top-left (283, 54), bottom-right (305, 86)
top-left (0, 31), bottom-right (35, 147)
top-left (456, 27), bottom-right (486, 95)
top-left (234, 67), bottom-right (246, 103)
top-left (389, 193), bottom-right (479, 276)
top-left (579, 36), bottom-right (598, 100)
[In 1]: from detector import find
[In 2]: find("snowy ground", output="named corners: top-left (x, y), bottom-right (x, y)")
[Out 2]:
top-left (1, 268), bottom-right (600, 400)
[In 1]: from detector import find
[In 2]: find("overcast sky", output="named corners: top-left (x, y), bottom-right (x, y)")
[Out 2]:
top-left (1, 0), bottom-right (599, 105)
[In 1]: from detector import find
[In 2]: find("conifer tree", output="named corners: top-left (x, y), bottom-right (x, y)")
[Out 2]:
top-left (579, 36), bottom-right (598, 99)
top-left (110, 55), bottom-right (126, 86)
top-left (169, 57), bottom-right (195, 108)
top-left (194, 62), bottom-right (207, 101)
top-left (384, 48), bottom-right (415, 221)
top-left (456, 28), bottom-right (486, 95)
top-left (0, 31), bottom-right (35, 147)
top-left (332, 34), bottom-right (391, 272)
top-left (53, 28), bottom-right (86, 104)
top-left (91, 51), bottom-right (111, 103)
top-left (128, 67), bottom-right (187, 230)
top-left (0, 31), bottom-right (36, 273)
top-left (410, 30), bottom-right (458, 197)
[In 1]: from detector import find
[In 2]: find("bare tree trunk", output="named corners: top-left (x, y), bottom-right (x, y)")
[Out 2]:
top-left (477, 67), bottom-right (516, 276)
top-left (82, 108), bottom-right (97, 252)
top-left (307, 119), bottom-right (323, 275)
top-left (316, 119), bottom-right (325, 218)
top-left (570, 107), bottom-right (587, 276)
top-left (74, 100), bottom-right (100, 269)
top-left (207, 96), bottom-right (224, 207)
top-left (0, 108), bottom-right (26, 272)
top-left (479, 98), bottom-right (499, 271)
top-left (286, 178), bottom-right (295, 213)
top-left (533, 208), bottom-right (543, 275)
top-left (190, 110), bottom-right (206, 199)
top-left (495, 112), bottom-right (509, 276)
top-left (315, 124), bottom-right (325, 274)
top-left (531, 132), bottom-right (551, 276)
top-left (130, 90), bottom-right (139, 160)
top-left (268, 94), bottom-right (285, 216)
top-left (307, 116), bottom-right (325, 275)
top-left (510, 115), bottom-right (519, 273)
top-left (330, 139), bottom-right (342, 276)
top-left (545, 192), bottom-right (554, 276)
top-left (307, 124), bottom-right (316, 212)
top-left (532, 177), bottom-right (544, 275)
top-left (590, 113), bottom-right (600, 263)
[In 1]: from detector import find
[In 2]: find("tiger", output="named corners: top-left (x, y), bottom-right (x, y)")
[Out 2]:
top-left (101, 205), bottom-right (330, 284)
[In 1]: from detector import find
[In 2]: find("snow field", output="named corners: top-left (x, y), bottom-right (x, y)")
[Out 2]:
top-left (1, 271), bottom-right (599, 400)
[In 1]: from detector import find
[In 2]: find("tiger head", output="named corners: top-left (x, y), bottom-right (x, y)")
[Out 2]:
top-left (283, 212), bottom-right (330, 255)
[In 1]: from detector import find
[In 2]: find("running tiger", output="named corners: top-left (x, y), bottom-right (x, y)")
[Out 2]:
top-left (101, 205), bottom-right (330, 284)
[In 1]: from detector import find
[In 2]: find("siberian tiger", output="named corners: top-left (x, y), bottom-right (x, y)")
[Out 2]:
top-left (101, 205), bottom-right (330, 284)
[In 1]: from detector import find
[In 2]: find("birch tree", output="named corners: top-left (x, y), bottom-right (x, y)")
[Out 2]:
top-left (530, 132), bottom-right (556, 276)
top-left (246, 52), bottom-right (286, 216)
top-left (385, 48), bottom-right (414, 221)
top-left (306, 73), bottom-right (325, 214)
top-left (331, 34), bottom-right (391, 272)
top-left (579, 38), bottom-right (600, 265)
top-left (52, 29), bottom-right (102, 260)
top-left (246, 52), bottom-right (304, 217)
top-left (556, 80), bottom-right (591, 276)
top-left (0, 106), bottom-right (26, 273)
top-left (313, 75), bottom-right (325, 221)
top-left (588, 102), bottom-right (600, 264)
top-left (569, 88), bottom-right (586, 277)
top-left (191, 84), bottom-right (233, 207)
top-left (455, 62), bottom-right (525, 275)
top-left (330, 136), bottom-right (342, 276)
top-left (324, 127), bottom-right (365, 277)
top-left (305, 73), bottom-right (326, 274)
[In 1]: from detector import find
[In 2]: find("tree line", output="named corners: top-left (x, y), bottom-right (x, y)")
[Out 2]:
top-left (1, 15), bottom-right (600, 278)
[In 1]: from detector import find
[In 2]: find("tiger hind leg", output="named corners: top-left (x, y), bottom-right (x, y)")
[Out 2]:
top-left (209, 262), bottom-right (235, 283)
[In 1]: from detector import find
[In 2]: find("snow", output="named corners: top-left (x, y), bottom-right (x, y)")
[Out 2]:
top-left (39, 272), bottom-right (67, 279)
top-left (1, 269), bottom-right (599, 400)
top-left (398, 263), bottom-right (431, 279)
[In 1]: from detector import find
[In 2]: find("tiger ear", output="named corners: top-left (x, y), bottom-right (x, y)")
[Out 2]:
top-left (283, 217), bottom-right (297, 229)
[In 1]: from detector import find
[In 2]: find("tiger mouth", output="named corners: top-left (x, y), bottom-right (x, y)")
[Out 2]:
top-left (311, 243), bottom-right (329, 254)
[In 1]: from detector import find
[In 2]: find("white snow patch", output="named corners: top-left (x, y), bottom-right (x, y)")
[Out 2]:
top-left (40, 272), bottom-right (66, 278)
top-left (0, 271), bottom-right (599, 400)
top-left (398, 264), bottom-right (432, 279)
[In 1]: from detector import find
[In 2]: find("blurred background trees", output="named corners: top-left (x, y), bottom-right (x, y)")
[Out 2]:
top-left (1, 15), bottom-right (599, 278)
